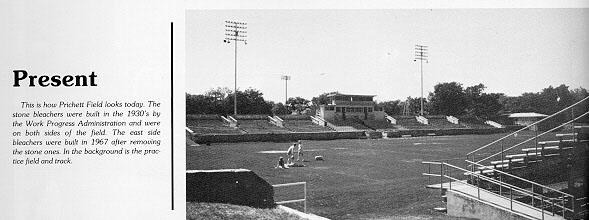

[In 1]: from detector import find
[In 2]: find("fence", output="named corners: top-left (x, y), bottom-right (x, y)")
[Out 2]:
top-left (273, 182), bottom-right (307, 213)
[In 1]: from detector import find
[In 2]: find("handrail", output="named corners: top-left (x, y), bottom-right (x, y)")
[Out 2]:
top-left (422, 161), bottom-right (574, 216)
top-left (467, 96), bottom-right (589, 156)
top-left (273, 182), bottom-right (307, 213)
top-left (465, 160), bottom-right (574, 198)
top-left (424, 161), bottom-right (564, 216)
top-left (385, 115), bottom-right (397, 124)
top-left (446, 115), bottom-right (459, 124)
top-left (475, 111), bottom-right (589, 164)
top-left (416, 115), bottom-right (429, 125)
top-left (425, 161), bottom-right (546, 199)
top-left (485, 120), bottom-right (503, 128)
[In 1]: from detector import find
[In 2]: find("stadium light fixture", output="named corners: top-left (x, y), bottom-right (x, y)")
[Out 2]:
top-left (281, 75), bottom-right (291, 104)
top-left (414, 44), bottom-right (428, 116)
top-left (224, 20), bottom-right (248, 115)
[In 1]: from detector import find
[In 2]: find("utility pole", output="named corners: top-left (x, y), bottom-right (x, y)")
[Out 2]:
top-left (414, 44), bottom-right (428, 116)
top-left (281, 75), bottom-right (291, 104)
top-left (224, 21), bottom-right (247, 115)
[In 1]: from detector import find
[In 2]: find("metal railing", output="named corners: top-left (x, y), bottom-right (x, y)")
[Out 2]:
top-left (471, 111), bottom-right (588, 166)
top-left (273, 182), bottom-right (307, 213)
top-left (467, 96), bottom-right (589, 165)
top-left (423, 160), bottom-right (572, 219)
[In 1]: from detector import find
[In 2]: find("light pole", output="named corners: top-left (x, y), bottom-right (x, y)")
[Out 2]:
top-left (281, 75), bottom-right (291, 104)
top-left (224, 21), bottom-right (247, 115)
top-left (414, 44), bottom-right (428, 116)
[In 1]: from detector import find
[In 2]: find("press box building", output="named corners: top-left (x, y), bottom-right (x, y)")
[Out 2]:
top-left (316, 93), bottom-right (385, 121)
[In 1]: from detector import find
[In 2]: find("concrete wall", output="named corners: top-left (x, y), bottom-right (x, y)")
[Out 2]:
top-left (193, 131), bottom-right (366, 144)
top-left (382, 127), bottom-right (518, 138)
top-left (447, 190), bottom-right (529, 220)
top-left (191, 127), bottom-right (521, 143)
top-left (186, 169), bottom-right (275, 208)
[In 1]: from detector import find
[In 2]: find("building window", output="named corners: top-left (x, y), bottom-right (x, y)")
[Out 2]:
top-left (367, 108), bottom-right (373, 112)
top-left (336, 107), bottom-right (341, 112)
top-left (356, 107), bottom-right (363, 112)
top-left (326, 106), bottom-right (334, 111)
top-left (346, 107), bottom-right (353, 112)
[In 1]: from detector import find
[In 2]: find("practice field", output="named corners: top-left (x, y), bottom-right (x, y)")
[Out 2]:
top-left (187, 132), bottom-right (531, 219)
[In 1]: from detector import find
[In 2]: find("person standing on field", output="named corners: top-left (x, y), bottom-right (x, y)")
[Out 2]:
top-left (297, 140), bottom-right (304, 161)
top-left (286, 143), bottom-right (295, 164)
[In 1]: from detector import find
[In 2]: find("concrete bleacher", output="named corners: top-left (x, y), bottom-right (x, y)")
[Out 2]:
top-left (186, 115), bottom-right (243, 135)
top-left (426, 115), bottom-right (466, 129)
top-left (232, 115), bottom-right (292, 134)
top-left (280, 115), bottom-right (332, 132)
top-left (237, 119), bottom-right (293, 134)
top-left (393, 116), bottom-right (430, 130)
top-left (361, 119), bottom-right (398, 130)
top-left (327, 118), bottom-right (371, 131)
top-left (456, 115), bottom-right (495, 129)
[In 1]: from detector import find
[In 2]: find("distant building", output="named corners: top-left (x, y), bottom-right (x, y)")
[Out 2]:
top-left (509, 112), bottom-right (548, 131)
top-left (316, 93), bottom-right (384, 121)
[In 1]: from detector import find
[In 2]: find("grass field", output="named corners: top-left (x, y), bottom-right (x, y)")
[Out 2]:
top-left (186, 202), bottom-right (306, 220)
top-left (187, 132), bottom-right (542, 219)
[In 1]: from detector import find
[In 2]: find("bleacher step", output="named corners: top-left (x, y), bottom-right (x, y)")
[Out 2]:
top-left (538, 140), bottom-right (573, 145)
top-left (505, 152), bottom-right (540, 158)
top-left (433, 207), bottom-right (447, 212)
top-left (476, 164), bottom-right (509, 170)
top-left (521, 146), bottom-right (559, 152)
top-left (490, 158), bottom-right (524, 165)
top-left (555, 133), bottom-right (575, 137)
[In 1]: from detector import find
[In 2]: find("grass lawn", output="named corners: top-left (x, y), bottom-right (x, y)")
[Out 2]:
top-left (187, 132), bottom-right (541, 219)
top-left (186, 202), bottom-right (306, 220)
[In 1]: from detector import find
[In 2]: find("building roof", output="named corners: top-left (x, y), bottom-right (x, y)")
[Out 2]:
top-left (326, 93), bottom-right (376, 97)
top-left (508, 112), bottom-right (549, 118)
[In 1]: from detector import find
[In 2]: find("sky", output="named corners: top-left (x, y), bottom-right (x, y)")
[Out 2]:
top-left (186, 8), bottom-right (589, 103)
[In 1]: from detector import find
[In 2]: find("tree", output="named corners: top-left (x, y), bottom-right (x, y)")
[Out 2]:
top-left (311, 91), bottom-right (339, 106)
top-left (429, 82), bottom-right (468, 115)
top-left (464, 83), bottom-right (502, 119)
top-left (234, 88), bottom-right (273, 115)
top-left (399, 97), bottom-right (428, 115)
top-left (272, 103), bottom-right (291, 115)
top-left (186, 93), bottom-right (212, 114)
top-left (287, 97), bottom-right (312, 115)
top-left (377, 100), bottom-right (403, 115)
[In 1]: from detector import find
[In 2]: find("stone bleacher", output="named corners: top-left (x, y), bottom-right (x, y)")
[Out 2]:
top-left (456, 115), bottom-right (494, 129)
top-left (186, 115), bottom-right (243, 135)
top-left (362, 119), bottom-right (398, 130)
top-left (281, 116), bottom-right (332, 132)
top-left (426, 115), bottom-right (466, 129)
top-left (328, 118), bottom-right (371, 131)
top-left (393, 116), bottom-right (430, 130)
top-left (237, 119), bottom-right (292, 134)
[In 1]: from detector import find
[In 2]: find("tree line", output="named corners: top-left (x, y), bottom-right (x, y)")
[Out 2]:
top-left (187, 83), bottom-right (588, 120)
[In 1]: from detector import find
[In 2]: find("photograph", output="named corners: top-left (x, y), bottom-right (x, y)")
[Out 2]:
top-left (185, 8), bottom-right (589, 220)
